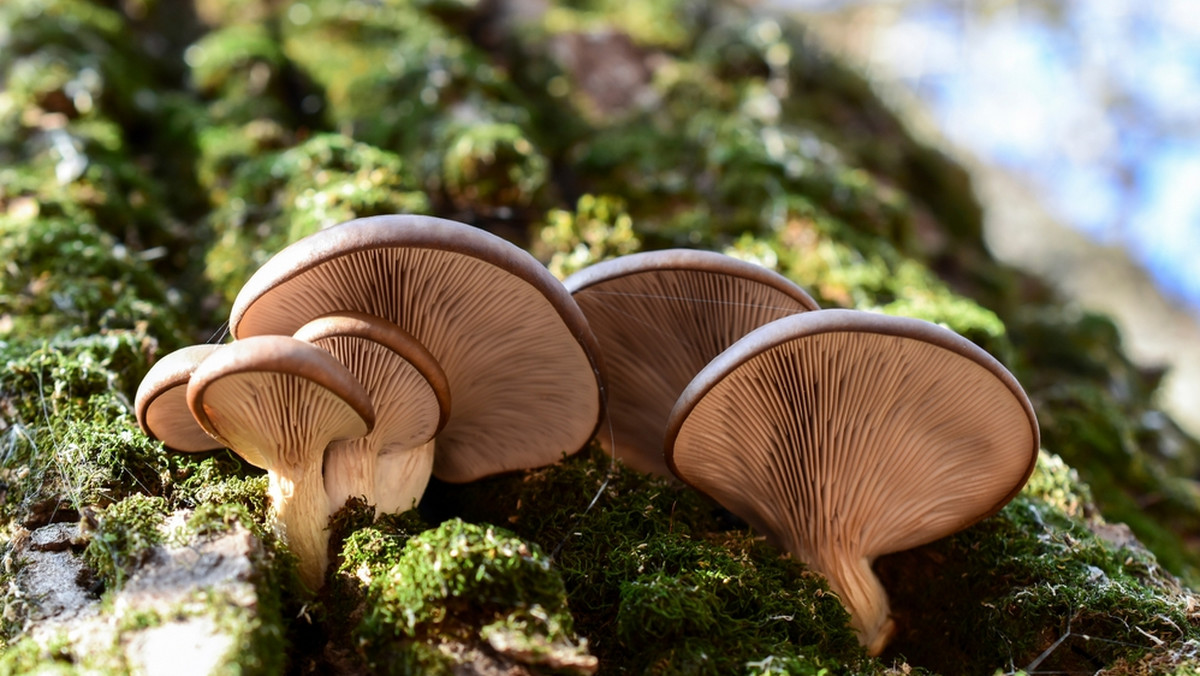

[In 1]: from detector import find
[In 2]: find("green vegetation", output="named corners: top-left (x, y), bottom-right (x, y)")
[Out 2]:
top-left (2, 0), bottom-right (1199, 672)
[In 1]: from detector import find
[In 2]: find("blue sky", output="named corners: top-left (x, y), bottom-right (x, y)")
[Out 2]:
top-left (790, 0), bottom-right (1200, 314)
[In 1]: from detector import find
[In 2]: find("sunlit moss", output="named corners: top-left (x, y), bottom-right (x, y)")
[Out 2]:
top-left (533, 194), bottom-right (641, 279)
top-left (346, 518), bottom-right (594, 674)
top-left (204, 133), bottom-right (429, 304)
top-left (81, 493), bottom-right (168, 589)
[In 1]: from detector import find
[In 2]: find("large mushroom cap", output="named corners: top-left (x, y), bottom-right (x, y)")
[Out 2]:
top-left (665, 309), bottom-right (1039, 654)
top-left (135, 344), bottom-right (225, 453)
top-left (229, 214), bottom-right (603, 482)
top-left (564, 249), bottom-right (818, 476)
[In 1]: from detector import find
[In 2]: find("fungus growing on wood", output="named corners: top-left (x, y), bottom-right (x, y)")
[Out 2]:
top-left (228, 214), bottom-right (604, 486)
top-left (187, 334), bottom-right (375, 590)
top-left (665, 309), bottom-right (1040, 655)
top-left (293, 311), bottom-right (450, 514)
top-left (564, 249), bottom-right (817, 476)
top-left (134, 344), bottom-right (226, 454)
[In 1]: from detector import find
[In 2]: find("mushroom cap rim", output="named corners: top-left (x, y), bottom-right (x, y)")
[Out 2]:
top-left (187, 334), bottom-right (376, 449)
top-left (135, 343), bottom-right (225, 450)
top-left (563, 248), bottom-right (819, 312)
top-left (664, 308), bottom-right (1041, 531)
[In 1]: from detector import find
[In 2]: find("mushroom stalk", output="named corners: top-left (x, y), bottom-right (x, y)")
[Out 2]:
top-left (269, 454), bottom-right (333, 588)
top-left (373, 439), bottom-right (436, 514)
top-left (294, 312), bottom-right (450, 515)
top-left (187, 335), bottom-right (375, 592)
top-left (809, 550), bottom-right (895, 656)
top-left (322, 437), bottom-right (377, 509)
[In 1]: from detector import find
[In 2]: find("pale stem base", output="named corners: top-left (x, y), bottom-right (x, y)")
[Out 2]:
top-left (374, 439), bottom-right (436, 514)
top-left (324, 437), bottom-right (379, 513)
top-left (817, 553), bottom-right (896, 656)
top-left (270, 462), bottom-right (332, 592)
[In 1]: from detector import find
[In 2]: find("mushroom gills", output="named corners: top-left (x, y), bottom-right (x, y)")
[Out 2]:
top-left (188, 335), bottom-right (375, 591)
top-left (665, 309), bottom-right (1039, 655)
top-left (294, 311), bottom-right (449, 514)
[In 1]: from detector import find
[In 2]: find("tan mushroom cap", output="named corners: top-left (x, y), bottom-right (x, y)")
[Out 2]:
top-left (665, 309), bottom-right (1039, 656)
top-left (187, 334), bottom-right (375, 590)
top-left (293, 311), bottom-right (450, 513)
top-left (564, 249), bottom-right (818, 476)
top-left (135, 344), bottom-right (225, 453)
top-left (229, 214), bottom-right (603, 483)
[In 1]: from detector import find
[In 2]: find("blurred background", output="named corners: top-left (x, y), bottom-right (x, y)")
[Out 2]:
top-left (771, 0), bottom-right (1200, 436)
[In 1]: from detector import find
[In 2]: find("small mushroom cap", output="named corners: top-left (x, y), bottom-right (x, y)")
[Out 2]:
top-left (294, 311), bottom-right (450, 511)
top-left (187, 334), bottom-right (375, 468)
top-left (228, 214), bottom-right (603, 482)
top-left (135, 344), bottom-right (224, 452)
top-left (564, 249), bottom-right (818, 476)
top-left (666, 309), bottom-right (1039, 558)
top-left (293, 311), bottom-right (450, 445)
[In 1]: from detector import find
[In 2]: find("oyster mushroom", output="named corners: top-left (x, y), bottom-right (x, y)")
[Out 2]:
top-left (665, 309), bottom-right (1039, 655)
top-left (564, 249), bottom-right (817, 476)
top-left (228, 214), bottom-right (603, 488)
top-left (187, 335), bottom-right (375, 590)
top-left (135, 344), bottom-right (226, 454)
top-left (293, 311), bottom-right (450, 514)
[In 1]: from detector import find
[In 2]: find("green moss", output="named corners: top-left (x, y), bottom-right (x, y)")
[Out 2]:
top-left (533, 194), bottom-right (641, 279)
top-left (439, 121), bottom-right (549, 213)
top-left (0, 333), bottom-right (172, 525)
top-left (350, 518), bottom-right (592, 673)
top-left (81, 493), bottom-right (168, 588)
top-left (877, 454), bottom-right (1200, 674)
top-left (186, 23), bottom-right (294, 126)
top-left (205, 132), bottom-right (429, 304)
top-left (0, 633), bottom-right (80, 676)
top-left (166, 453), bottom-right (269, 522)
top-left (0, 0), bottom-right (150, 128)
top-left (432, 447), bottom-right (873, 674)
top-left (0, 216), bottom-right (184, 342)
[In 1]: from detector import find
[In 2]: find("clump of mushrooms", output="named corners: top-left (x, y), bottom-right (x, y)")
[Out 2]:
top-left (665, 309), bottom-right (1040, 655)
top-left (228, 214), bottom-right (605, 495)
top-left (186, 335), bottom-right (375, 589)
top-left (563, 249), bottom-right (818, 476)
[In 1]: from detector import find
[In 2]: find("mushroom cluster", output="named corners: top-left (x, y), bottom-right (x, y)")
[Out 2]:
top-left (136, 214), bottom-right (605, 589)
top-left (136, 218), bottom-right (1038, 654)
top-left (564, 249), bottom-right (1039, 656)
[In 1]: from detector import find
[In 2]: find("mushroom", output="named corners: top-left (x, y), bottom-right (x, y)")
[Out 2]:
top-left (134, 344), bottom-right (228, 453)
top-left (292, 311), bottom-right (450, 514)
top-left (563, 249), bottom-right (818, 476)
top-left (664, 309), bottom-right (1039, 655)
top-left (228, 214), bottom-right (603, 487)
top-left (187, 334), bottom-right (375, 590)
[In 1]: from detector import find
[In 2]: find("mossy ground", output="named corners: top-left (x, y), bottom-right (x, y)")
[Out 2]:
top-left (3, 0), bottom-right (1200, 673)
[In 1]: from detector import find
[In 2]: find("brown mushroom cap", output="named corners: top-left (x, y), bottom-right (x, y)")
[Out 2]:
top-left (229, 214), bottom-right (603, 482)
top-left (665, 309), bottom-right (1039, 655)
top-left (564, 249), bottom-right (818, 476)
top-left (293, 311), bottom-right (450, 512)
top-left (187, 334), bottom-right (375, 590)
top-left (135, 344), bottom-right (225, 453)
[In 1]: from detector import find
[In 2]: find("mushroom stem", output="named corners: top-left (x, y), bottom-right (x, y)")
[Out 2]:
top-left (813, 552), bottom-right (895, 657)
top-left (373, 439), bottom-right (436, 514)
top-left (323, 437), bottom-right (378, 512)
top-left (269, 458), bottom-right (332, 591)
